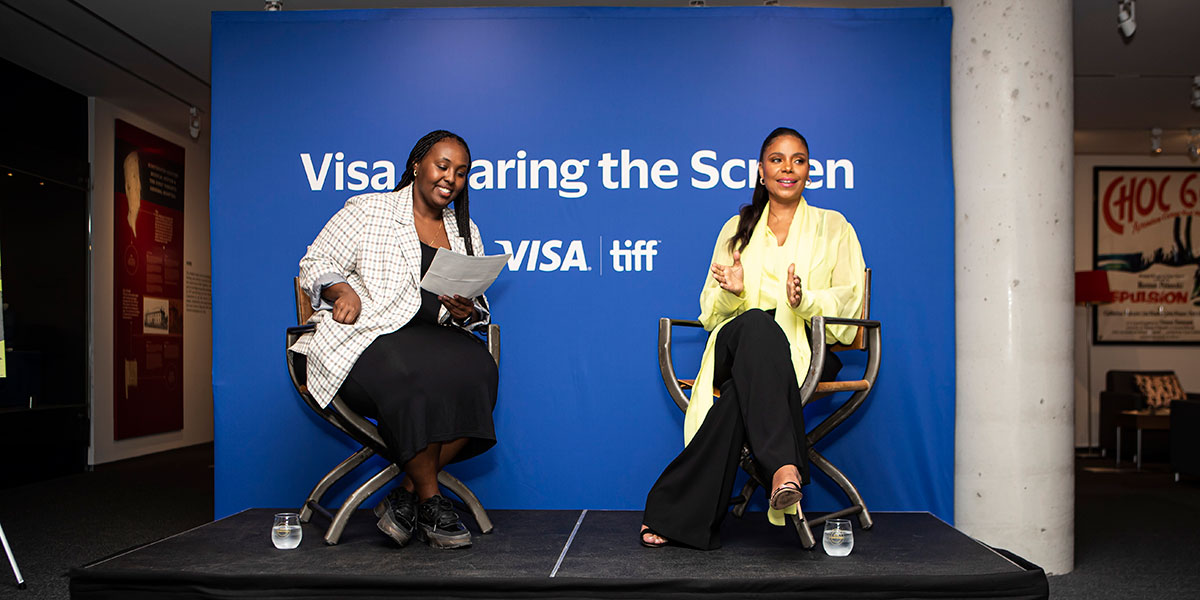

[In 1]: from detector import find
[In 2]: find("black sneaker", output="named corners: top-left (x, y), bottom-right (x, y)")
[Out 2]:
top-left (416, 494), bottom-right (472, 549)
top-left (374, 487), bottom-right (417, 547)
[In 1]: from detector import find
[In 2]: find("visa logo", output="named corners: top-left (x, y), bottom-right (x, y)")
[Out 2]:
top-left (494, 240), bottom-right (589, 271)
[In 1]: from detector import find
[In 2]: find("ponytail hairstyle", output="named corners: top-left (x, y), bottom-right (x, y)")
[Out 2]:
top-left (394, 129), bottom-right (476, 256)
top-left (727, 127), bottom-right (809, 254)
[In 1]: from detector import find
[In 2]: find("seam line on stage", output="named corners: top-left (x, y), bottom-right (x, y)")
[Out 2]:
top-left (550, 509), bottom-right (587, 578)
top-left (82, 518), bottom-right (220, 568)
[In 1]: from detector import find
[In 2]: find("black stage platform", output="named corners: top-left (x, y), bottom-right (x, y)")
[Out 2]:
top-left (70, 509), bottom-right (1048, 599)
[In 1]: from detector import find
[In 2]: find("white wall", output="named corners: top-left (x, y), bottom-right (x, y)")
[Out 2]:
top-left (88, 97), bottom-right (213, 464)
top-left (1073, 154), bottom-right (1200, 447)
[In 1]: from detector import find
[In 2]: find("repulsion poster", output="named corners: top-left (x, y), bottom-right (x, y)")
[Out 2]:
top-left (114, 120), bottom-right (185, 438)
top-left (1094, 167), bottom-right (1200, 343)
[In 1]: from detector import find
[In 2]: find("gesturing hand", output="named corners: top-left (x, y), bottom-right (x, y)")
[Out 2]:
top-left (326, 282), bottom-right (361, 324)
top-left (786, 263), bottom-right (803, 308)
top-left (439, 294), bottom-right (478, 323)
top-left (711, 251), bottom-right (745, 296)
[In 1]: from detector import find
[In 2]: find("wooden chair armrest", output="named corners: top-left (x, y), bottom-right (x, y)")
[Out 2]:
top-left (659, 317), bottom-right (702, 412)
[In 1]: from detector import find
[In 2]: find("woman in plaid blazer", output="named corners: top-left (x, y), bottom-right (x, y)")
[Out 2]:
top-left (290, 130), bottom-right (497, 550)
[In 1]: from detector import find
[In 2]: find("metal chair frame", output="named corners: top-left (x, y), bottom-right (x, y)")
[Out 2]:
top-left (286, 279), bottom-right (497, 545)
top-left (1, 520), bottom-right (25, 590)
top-left (657, 269), bottom-right (881, 549)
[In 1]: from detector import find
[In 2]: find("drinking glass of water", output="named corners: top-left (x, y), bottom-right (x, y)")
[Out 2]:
top-left (272, 512), bottom-right (302, 549)
top-left (822, 518), bottom-right (853, 556)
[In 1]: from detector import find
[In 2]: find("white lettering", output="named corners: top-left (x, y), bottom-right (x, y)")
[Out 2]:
top-left (826, 159), bottom-right (855, 189)
top-left (561, 240), bottom-right (588, 271)
top-left (610, 240), bottom-right (629, 272)
top-left (807, 159), bottom-right (824, 189)
top-left (346, 160), bottom-right (370, 191)
top-left (691, 150), bottom-right (719, 190)
top-left (470, 160), bottom-right (493, 190)
top-left (720, 159), bottom-right (747, 190)
top-left (609, 239), bottom-right (658, 272)
top-left (651, 159), bottom-right (678, 189)
top-left (539, 240), bottom-right (563, 272)
top-left (620, 149), bottom-right (648, 189)
top-left (495, 240), bottom-right (590, 272)
top-left (334, 151), bottom-right (345, 191)
top-left (598, 153), bottom-right (619, 190)
top-left (300, 153), bottom-right (332, 191)
top-left (370, 160), bottom-right (395, 190)
top-left (531, 159), bottom-right (556, 189)
top-left (525, 240), bottom-right (542, 271)
top-left (494, 240), bottom-right (528, 270)
top-left (559, 160), bottom-right (588, 199)
top-left (516, 150), bottom-right (527, 189)
top-left (497, 159), bottom-right (516, 190)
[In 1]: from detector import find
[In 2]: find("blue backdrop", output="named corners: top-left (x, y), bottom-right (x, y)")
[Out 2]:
top-left (210, 7), bottom-right (955, 522)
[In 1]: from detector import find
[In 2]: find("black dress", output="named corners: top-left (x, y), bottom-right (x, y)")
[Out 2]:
top-left (337, 242), bottom-right (498, 467)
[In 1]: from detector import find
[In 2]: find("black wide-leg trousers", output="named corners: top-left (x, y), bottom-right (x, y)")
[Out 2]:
top-left (642, 309), bottom-right (840, 550)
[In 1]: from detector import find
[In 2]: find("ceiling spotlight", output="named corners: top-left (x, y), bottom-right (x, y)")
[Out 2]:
top-left (264, 0), bottom-right (282, 11)
top-left (1117, 1), bottom-right (1136, 39)
top-left (188, 107), bottom-right (201, 140)
top-left (1189, 129), bottom-right (1200, 161)
top-left (689, 1), bottom-right (705, 6)
top-left (1150, 127), bottom-right (1162, 155)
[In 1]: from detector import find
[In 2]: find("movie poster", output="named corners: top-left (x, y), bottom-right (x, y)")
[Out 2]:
top-left (1094, 167), bottom-right (1200, 343)
top-left (114, 120), bottom-right (185, 438)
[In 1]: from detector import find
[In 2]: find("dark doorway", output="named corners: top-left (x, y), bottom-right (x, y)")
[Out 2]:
top-left (0, 57), bottom-right (90, 487)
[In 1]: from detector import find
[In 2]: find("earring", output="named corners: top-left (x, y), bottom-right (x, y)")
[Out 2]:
top-left (759, 175), bottom-right (765, 185)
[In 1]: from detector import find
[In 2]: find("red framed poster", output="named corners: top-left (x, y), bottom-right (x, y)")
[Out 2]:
top-left (1093, 167), bottom-right (1200, 344)
top-left (114, 120), bottom-right (185, 438)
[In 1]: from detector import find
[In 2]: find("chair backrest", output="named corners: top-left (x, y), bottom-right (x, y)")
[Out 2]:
top-left (830, 268), bottom-right (871, 352)
top-left (1106, 370), bottom-right (1179, 394)
top-left (294, 277), bottom-right (314, 325)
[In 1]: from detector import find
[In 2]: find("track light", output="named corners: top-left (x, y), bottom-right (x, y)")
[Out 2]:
top-left (188, 107), bottom-right (201, 140)
top-left (1192, 75), bottom-right (1200, 109)
top-left (1189, 129), bottom-right (1200, 161)
top-left (1117, 1), bottom-right (1136, 38)
top-left (264, 1), bottom-right (282, 11)
top-left (1150, 127), bottom-right (1162, 155)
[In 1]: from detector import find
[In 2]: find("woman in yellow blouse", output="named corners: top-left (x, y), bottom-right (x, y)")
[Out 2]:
top-left (641, 127), bottom-right (866, 549)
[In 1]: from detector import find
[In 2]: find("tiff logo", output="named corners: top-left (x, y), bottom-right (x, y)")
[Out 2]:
top-left (609, 240), bottom-right (659, 272)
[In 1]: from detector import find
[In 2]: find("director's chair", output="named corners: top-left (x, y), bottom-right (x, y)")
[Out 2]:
top-left (657, 269), bottom-right (880, 549)
top-left (286, 279), bottom-right (496, 544)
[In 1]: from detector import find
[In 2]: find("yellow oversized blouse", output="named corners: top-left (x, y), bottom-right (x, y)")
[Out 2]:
top-left (685, 198), bottom-right (866, 524)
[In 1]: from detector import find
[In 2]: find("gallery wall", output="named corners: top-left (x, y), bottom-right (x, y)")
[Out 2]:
top-left (89, 97), bottom-right (214, 464)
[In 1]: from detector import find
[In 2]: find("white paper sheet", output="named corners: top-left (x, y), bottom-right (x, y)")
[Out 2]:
top-left (419, 248), bottom-right (511, 298)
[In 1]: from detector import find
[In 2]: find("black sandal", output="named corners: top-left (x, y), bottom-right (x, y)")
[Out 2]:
top-left (769, 481), bottom-right (803, 510)
top-left (640, 525), bottom-right (669, 548)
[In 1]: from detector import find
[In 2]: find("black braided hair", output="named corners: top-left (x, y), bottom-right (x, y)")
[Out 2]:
top-left (727, 127), bottom-right (809, 254)
top-left (394, 130), bottom-right (476, 255)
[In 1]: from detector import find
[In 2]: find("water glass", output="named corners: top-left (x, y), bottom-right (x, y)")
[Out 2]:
top-left (822, 518), bottom-right (854, 556)
top-left (272, 512), bottom-right (302, 549)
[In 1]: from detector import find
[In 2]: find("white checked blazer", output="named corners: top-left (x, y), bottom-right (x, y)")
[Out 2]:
top-left (288, 185), bottom-right (491, 407)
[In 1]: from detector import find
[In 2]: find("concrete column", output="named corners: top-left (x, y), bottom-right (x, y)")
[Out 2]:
top-left (947, 0), bottom-right (1074, 574)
